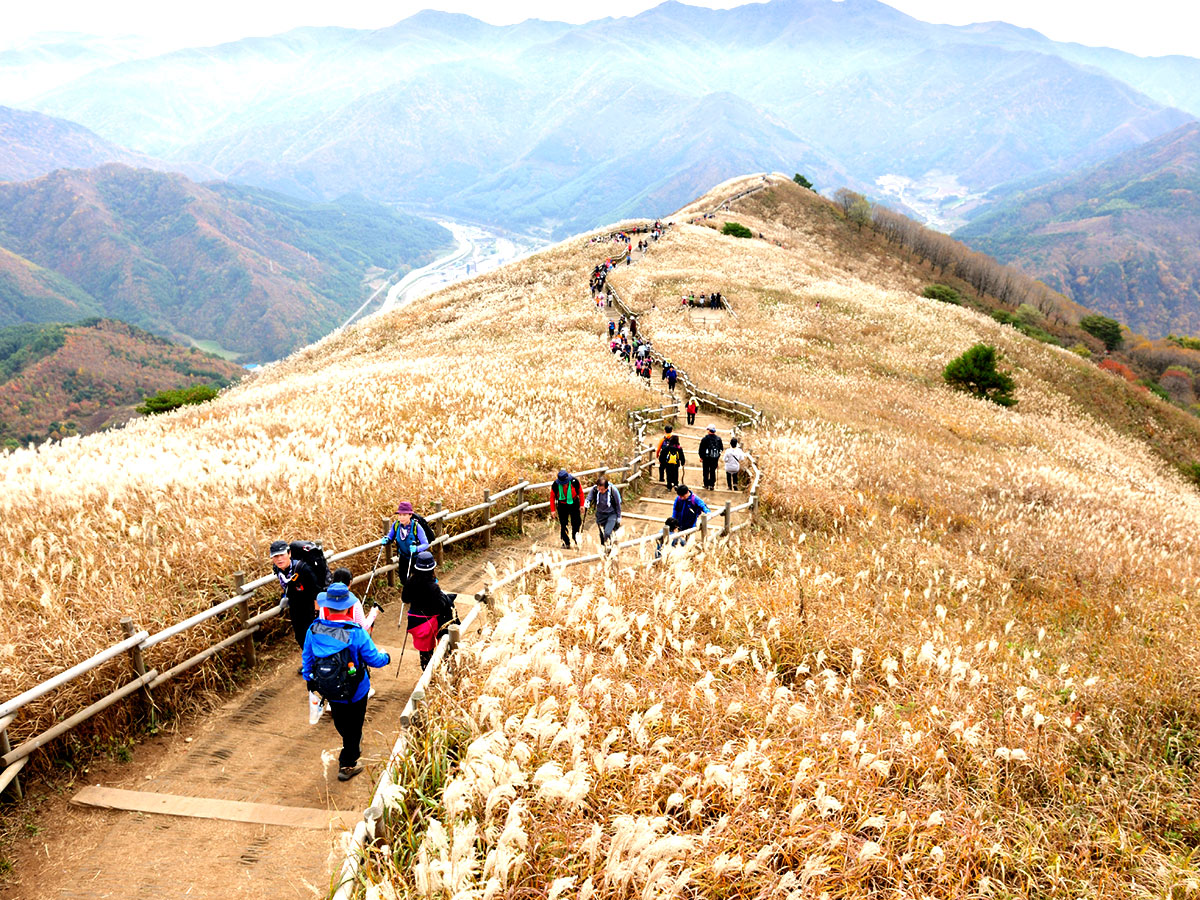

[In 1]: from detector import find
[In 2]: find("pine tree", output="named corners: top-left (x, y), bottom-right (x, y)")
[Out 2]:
top-left (943, 344), bottom-right (1017, 407)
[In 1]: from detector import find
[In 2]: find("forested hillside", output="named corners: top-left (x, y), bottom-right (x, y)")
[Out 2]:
top-left (0, 318), bottom-right (244, 446)
top-left (0, 165), bottom-right (452, 360)
top-left (958, 121), bottom-right (1200, 339)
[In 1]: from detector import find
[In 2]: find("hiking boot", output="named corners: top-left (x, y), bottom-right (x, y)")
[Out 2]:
top-left (338, 765), bottom-right (364, 782)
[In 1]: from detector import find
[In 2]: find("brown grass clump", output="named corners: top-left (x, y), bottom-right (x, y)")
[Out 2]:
top-left (0, 233), bottom-right (646, 763)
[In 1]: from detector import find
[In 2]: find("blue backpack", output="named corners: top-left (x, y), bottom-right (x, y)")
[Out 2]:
top-left (310, 622), bottom-right (364, 702)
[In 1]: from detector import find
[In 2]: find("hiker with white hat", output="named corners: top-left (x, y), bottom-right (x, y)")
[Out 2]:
top-left (301, 582), bottom-right (391, 782)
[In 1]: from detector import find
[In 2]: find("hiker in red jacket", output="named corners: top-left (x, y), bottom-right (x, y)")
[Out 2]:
top-left (685, 398), bottom-right (697, 425)
top-left (550, 468), bottom-right (583, 548)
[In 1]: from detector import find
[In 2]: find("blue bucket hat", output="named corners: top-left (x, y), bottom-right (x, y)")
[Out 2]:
top-left (321, 582), bottom-right (355, 610)
top-left (413, 551), bottom-right (436, 572)
top-left (556, 469), bottom-right (569, 483)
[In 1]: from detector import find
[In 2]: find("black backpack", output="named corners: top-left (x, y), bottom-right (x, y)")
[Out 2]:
top-left (310, 622), bottom-right (364, 702)
top-left (289, 540), bottom-right (330, 588)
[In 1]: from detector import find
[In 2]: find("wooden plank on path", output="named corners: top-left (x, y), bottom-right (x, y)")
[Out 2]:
top-left (72, 785), bottom-right (354, 830)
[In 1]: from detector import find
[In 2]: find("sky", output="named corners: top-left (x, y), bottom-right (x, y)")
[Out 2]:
top-left (5, 0), bottom-right (1198, 59)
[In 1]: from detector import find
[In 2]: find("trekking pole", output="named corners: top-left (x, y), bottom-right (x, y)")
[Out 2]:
top-left (395, 603), bottom-right (410, 678)
top-left (363, 544), bottom-right (384, 598)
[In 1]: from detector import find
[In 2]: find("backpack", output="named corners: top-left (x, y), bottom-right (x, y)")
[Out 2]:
top-left (665, 446), bottom-right (682, 466)
top-left (310, 622), bottom-right (364, 702)
top-left (289, 540), bottom-right (330, 589)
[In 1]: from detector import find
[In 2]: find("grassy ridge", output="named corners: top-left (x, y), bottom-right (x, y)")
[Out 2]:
top-left (363, 178), bottom-right (1200, 897)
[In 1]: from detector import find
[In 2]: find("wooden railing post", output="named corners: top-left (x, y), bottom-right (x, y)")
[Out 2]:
top-left (121, 617), bottom-right (153, 707)
top-left (722, 501), bottom-right (732, 537)
top-left (516, 485), bottom-right (525, 535)
top-left (699, 511), bottom-right (708, 542)
top-left (0, 721), bottom-right (21, 801)
top-left (381, 516), bottom-right (396, 589)
top-left (432, 501), bottom-right (445, 566)
top-left (483, 490), bottom-right (493, 548)
top-left (229, 571), bottom-right (255, 668)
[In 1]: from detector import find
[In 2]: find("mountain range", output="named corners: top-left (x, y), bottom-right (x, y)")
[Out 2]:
top-left (0, 165), bottom-right (451, 361)
top-left (3, 0), bottom-right (1195, 236)
top-left (957, 121), bottom-right (1200, 339)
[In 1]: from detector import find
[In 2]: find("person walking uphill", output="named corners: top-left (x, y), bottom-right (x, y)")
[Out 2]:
top-left (550, 468), bottom-right (583, 548)
top-left (660, 432), bottom-right (685, 489)
top-left (724, 437), bottom-right (747, 490)
top-left (301, 582), bottom-right (391, 782)
top-left (685, 398), bottom-right (697, 426)
top-left (381, 501), bottom-right (431, 585)
top-left (584, 476), bottom-right (623, 545)
top-left (402, 552), bottom-right (458, 669)
top-left (271, 540), bottom-right (322, 649)
top-left (699, 424), bottom-right (724, 491)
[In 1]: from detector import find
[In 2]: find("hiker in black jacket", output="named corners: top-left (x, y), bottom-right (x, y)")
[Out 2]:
top-left (270, 539), bottom-right (322, 648)
top-left (698, 425), bottom-right (724, 491)
top-left (402, 552), bottom-right (458, 669)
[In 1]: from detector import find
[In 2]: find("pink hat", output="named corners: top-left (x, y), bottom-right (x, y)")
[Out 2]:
top-left (395, 501), bottom-right (414, 515)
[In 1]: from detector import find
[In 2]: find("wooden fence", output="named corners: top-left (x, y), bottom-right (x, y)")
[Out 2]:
top-left (0, 391), bottom-right (708, 805)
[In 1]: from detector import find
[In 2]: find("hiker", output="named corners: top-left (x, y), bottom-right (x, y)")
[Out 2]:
top-left (630, 318), bottom-right (638, 339)
top-left (301, 582), bottom-right (391, 782)
top-left (724, 437), bottom-right (748, 490)
top-left (654, 516), bottom-right (686, 559)
top-left (608, 320), bottom-right (616, 339)
top-left (660, 433), bottom-right (685, 489)
top-left (402, 551), bottom-right (458, 670)
top-left (699, 424), bottom-right (724, 491)
top-left (667, 366), bottom-right (678, 394)
top-left (685, 397), bottom-right (697, 426)
top-left (271, 540), bottom-right (322, 649)
top-left (550, 468), bottom-right (583, 548)
top-left (656, 425), bottom-right (675, 482)
top-left (672, 483), bottom-right (710, 531)
top-left (380, 501), bottom-right (431, 585)
top-left (584, 475), bottom-right (623, 545)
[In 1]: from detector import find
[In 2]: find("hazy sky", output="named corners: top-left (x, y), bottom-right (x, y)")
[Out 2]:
top-left (7, 0), bottom-right (1197, 59)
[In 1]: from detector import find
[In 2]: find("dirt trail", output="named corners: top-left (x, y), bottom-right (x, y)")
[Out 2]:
top-left (4, 225), bottom-right (751, 900)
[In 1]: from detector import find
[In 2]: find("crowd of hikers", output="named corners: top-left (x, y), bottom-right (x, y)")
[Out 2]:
top-left (682, 290), bottom-right (725, 309)
top-left (275, 215), bottom-right (756, 784)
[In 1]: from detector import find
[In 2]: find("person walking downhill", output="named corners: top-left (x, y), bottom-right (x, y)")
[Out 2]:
top-left (380, 501), bottom-right (431, 585)
top-left (550, 468), bottom-right (583, 548)
top-left (270, 540), bottom-right (322, 651)
top-left (660, 433), bottom-right (685, 489)
top-left (699, 424), bottom-right (724, 491)
top-left (584, 475), bottom-right (623, 545)
top-left (402, 551), bottom-right (458, 670)
top-left (724, 437), bottom-right (748, 490)
top-left (666, 365), bottom-right (678, 395)
top-left (672, 483), bottom-right (710, 531)
top-left (301, 582), bottom-right (391, 782)
top-left (685, 397), bottom-right (697, 426)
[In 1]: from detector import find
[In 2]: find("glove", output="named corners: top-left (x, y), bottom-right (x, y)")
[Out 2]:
top-left (384, 654), bottom-right (392, 666)
top-left (306, 679), bottom-right (317, 692)
top-left (379, 537), bottom-right (390, 547)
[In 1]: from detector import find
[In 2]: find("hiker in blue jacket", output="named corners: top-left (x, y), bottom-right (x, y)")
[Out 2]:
top-left (381, 500), bottom-right (431, 585)
top-left (302, 583), bottom-right (391, 782)
top-left (671, 483), bottom-right (710, 531)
